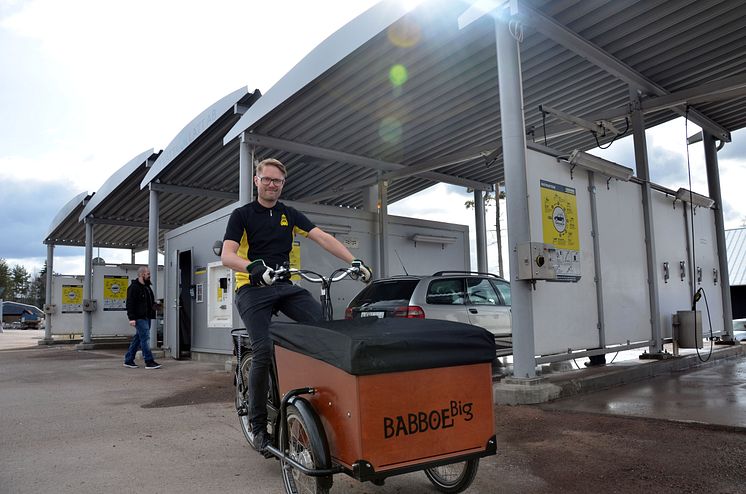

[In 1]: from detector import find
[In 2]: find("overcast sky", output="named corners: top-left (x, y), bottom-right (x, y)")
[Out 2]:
top-left (1, 0), bottom-right (744, 279)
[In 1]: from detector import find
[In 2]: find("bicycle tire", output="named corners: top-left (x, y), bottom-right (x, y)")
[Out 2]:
top-left (235, 356), bottom-right (276, 443)
top-left (424, 459), bottom-right (480, 493)
top-left (281, 399), bottom-right (332, 494)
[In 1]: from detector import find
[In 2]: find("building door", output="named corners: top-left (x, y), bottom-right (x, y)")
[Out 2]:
top-left (177, 250), bottom-right (193, 359)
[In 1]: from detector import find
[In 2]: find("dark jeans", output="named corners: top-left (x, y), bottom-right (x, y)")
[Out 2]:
top-left (235, 282), bottom-right (321, 433)
top-left (124, 319), bottom-right (154, 363)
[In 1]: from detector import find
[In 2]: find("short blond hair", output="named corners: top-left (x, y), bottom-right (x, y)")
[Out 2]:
top-left (256, 158), bottom-right (287, 177)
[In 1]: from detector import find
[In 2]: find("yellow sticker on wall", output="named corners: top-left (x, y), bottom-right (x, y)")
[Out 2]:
top-left (289, 241), bottom-right (301, 280)
top-left (61, 285), bottom-right (83, 313)
top-left (540, 180), bottom-right (579, 251)
top-left (103, 275), bottom-right (128, 311)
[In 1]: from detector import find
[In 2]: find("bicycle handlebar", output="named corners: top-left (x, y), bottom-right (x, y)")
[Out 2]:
top-left (270, 266), bottom-right (362, 285)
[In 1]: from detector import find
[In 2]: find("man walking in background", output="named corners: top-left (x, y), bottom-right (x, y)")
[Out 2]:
top-left (123, 266), bottom-right (161, 369)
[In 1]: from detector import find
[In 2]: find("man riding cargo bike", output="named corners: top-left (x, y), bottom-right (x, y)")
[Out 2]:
top-left (221, 158), bottom-right (372, 454)
top-left (222, 158), bottom-right (496, 494)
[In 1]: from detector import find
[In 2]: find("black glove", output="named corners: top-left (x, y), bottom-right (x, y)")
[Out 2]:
top-left (247, 260), bottom-right (275, 287)
top-left (351, 259), bottom-right (372, 283)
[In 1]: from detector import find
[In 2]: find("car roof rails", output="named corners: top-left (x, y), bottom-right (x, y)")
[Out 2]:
top-left (432, 271), bottom-right (502, 279)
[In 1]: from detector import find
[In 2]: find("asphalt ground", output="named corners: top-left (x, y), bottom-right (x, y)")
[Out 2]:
top-left (2, 331), bottom-right (746, 493)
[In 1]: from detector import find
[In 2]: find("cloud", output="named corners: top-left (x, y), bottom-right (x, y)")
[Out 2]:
top-left (719, 136), bottom-right (746, 161)
top-left (718, 156), bottom-right (746, 228)
top-left (0, 177), bottom-right (79, 258)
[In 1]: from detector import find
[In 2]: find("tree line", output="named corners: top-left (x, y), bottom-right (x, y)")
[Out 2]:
top-left (0, 258), bottom-right (47, 308)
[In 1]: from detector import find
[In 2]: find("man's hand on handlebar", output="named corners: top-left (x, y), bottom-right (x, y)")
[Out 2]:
top-left (350, 259), bottom-right (372, 283)
top-left (247, 259), bottom-right (275, 287)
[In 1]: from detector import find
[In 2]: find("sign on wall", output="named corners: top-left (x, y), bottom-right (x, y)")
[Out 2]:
top-left (540, 180), bottom-right (579, 250)
top-left (290, 240), bottom-right (301, 281)
top-left (541, 180), bottom-right (582, 282)
top-left (103, 275), bottom-right (128, 311)
top-left (61, 285), bottom-right (83, 313)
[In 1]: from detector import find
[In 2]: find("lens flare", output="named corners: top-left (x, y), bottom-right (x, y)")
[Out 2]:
top-left (378, 117), bottom-right (403, 144)
top-left (389, 64), bottom-right (408, 87)
top-left (387, 18), bottom-right (421, 48)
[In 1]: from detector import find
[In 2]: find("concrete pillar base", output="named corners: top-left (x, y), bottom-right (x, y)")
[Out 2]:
top-left (639, 351), bottom-right (675, 360)
top-left (493, 377), bottom-right (561, 405)
top-left (134, 349), bottom-right (166, 360)
top-left (715, 339), bottom-right (737, 346)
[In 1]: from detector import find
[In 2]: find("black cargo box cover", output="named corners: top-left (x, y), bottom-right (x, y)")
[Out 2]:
top-left (270, 318), bottom-right (496, 375)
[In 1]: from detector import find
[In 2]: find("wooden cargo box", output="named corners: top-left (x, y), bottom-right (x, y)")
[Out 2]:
top-left (271, 318), bottom-right (496, 476)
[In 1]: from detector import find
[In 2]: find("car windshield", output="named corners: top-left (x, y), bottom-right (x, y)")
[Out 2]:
top-left (350, 279), bottom-right (419, 305)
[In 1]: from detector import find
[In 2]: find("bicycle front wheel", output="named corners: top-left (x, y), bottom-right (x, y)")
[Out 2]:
top-left (424, 459), bottom-right (479, 493)
top-left (281, 400), bottom-right (332, 494)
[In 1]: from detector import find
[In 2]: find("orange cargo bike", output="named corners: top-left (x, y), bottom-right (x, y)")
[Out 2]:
top-left (232, 267), bottom-right (497, 494)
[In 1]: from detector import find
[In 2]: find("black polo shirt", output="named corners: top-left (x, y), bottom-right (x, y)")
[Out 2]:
top-left (223, 200), bottom-right (316, 290)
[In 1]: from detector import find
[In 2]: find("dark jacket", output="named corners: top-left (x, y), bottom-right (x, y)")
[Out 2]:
top-left (126, 279), bottom-right (156, 321)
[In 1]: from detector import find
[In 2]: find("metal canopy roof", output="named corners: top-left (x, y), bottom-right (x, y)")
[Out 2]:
top-left (44, 191), bottom-right (92, 246)
top-left (134, 86), bottom-right (261, 237)
top-left (44, 149), bottom-right (165, 250)
top-left (77, 148), bottom-right (161, 249)
top-left (44, 88), bottom-right (260, 250)
top-left (225, 0), bottom-right (746, 208)
top-left (45, 0), bottom-right (746, 250)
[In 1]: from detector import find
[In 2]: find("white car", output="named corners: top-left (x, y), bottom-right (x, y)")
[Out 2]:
top-left (733, 319), bottom-right (746, 342)
top-left (345, 271), bottom-right (512, 337)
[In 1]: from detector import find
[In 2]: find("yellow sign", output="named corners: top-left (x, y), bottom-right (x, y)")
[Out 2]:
top-left (61, 285), bottom-right (83, 313)
top-left (289, 241), bottom-right (301, 280)
top-left (103, 275), bottom-right (128, 311)
top-left (540, 180), bottom-right (579, 251)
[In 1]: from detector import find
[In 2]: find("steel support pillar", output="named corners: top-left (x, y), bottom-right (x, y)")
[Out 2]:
top-left (362, 184), bottom-right (378, 212)
top-left (588, 173), bottom-right (606, 349)
top-left (44, 244), bottom-right (54, 340)
top-left (148, 187), bottom-right (160, 349)
top-left (495, 16), bottom-right (536, 379)
top-left (377, 177), bottom-right (389, 279)
top-left (495, 184), bottom-right (504, 278)
top-left (474, 189), bottom-right (488, 272)
top-left (239, 132), bottom-right (253, 206)
top-left (703, 132), bottom-right (734, 340)
top-left (629, 89), bottom-right (663, 355)
top-left (83, 220), bottom-right (94, 344)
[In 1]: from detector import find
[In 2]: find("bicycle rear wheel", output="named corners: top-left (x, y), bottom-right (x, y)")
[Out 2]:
top-left (235, 356), bottom-right (276, 443)
top-left (424, 459), bottom-right (479, 493)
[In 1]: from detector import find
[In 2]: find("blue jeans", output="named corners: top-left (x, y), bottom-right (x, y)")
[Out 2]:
top-left (125, 319), bottom-right (155, 363)
top-left (235, 283), bottom-right (321, 432)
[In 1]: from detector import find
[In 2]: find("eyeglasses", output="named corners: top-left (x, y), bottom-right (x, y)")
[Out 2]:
top-left (258, 176), bottom-right (285, 186)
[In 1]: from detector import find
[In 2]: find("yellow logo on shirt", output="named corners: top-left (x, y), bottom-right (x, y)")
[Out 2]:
top-left (280, 214), bottom-right (289, 226)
